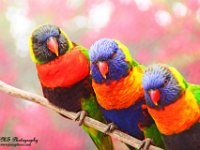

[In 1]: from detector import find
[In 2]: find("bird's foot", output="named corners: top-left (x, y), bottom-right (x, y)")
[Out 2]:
top-left (139, 138), bottom-right (154, 150)
top-left (74, 110), bottom-right (88, 126)
top-left (104, 122), bottom-right (117, 135)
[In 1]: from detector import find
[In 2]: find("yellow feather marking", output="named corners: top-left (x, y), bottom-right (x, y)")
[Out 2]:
top-left (29, 24), bottom-right (73, 64)
top-left (29, 31), bottom-right (39, 64)
top-left (29, 24), bottom-right (49, 64)
top-left (169, 66), bottom-right (187, 89)
top-left (114, 39), bottom-right (133, 62)
top-left (60, 28), bottom-right (73, 50)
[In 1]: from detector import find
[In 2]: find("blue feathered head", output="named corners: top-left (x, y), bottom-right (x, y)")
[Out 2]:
top-left (89, 38), bottom-right (136, 84)
top-left (142, 64), bottom-right (186, 109)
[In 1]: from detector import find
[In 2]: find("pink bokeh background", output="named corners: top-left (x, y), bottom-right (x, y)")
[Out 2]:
top-left (0, 0), bottom-right (200, 149)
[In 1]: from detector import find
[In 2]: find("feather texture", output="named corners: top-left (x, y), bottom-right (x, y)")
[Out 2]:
top-left (142, 64), bottom-right (200, 150)
top-left (90, 39), bottom-right (165, 148)
top-left (30, 25), bottom-right (114, 150)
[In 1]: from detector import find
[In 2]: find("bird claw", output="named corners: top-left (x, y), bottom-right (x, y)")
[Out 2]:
top-left (104, 123), bottom-right (117, 135)
top-left (139, 138), bottom-right (154, 150)
top-left (74, 110), bottom-right (88, 126)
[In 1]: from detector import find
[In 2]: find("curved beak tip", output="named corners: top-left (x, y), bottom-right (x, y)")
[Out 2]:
top-left (102, 74), bottom-right (107, 79)
top-left (154, 102), bottom-right (158, 106)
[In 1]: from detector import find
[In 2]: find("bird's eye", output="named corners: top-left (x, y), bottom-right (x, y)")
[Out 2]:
top-left (164, 79), bottom-right (168, 85)
top-left (58, 28), bottom-right (61, 35)
top-left (111, 52), bottom-right (117, 59)
top-left (161, 79), bottom-right (169, 88)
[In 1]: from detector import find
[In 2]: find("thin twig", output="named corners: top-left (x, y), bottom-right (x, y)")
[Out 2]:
top-left (0, 80), bottom-right (163, 150)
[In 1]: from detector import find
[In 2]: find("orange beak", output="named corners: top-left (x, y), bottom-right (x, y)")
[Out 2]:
top-left (47, 37), bottom-right (59, 56)
top-left (97, 61), bottom-right (108, 79)
top-left (149, 89), bottom-right (160, 106)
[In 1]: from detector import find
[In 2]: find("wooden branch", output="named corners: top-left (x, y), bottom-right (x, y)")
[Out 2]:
top-left (0, 81), bottom-right (163, 150)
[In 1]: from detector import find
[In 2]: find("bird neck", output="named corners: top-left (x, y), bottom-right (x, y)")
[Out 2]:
top-left (147, 89), bottom-right (200, 135)
top-left (92, 66), bottom-right (144, 110)
top-left (36, 47), bottom-right (90, 88)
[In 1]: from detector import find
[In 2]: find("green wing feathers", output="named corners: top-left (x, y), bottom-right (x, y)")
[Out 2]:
top-left (144, 124), bottom-right (165, 149)
top-left (76, 45), bottom-right (90, 61)
top-left (189, 84), bottom-right (200, 105)
top-left (74, 44), bottom-right (114, 150)
top-left (81, 96), bottom-right (114, 150)
top-left (82, 125), bottom-right (114, 150)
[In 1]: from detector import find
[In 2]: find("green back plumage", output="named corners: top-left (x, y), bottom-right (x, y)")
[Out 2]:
top-left (76, 44), bottom-right (90, 61)
top-left (189, 84), bottom-right (200, 105)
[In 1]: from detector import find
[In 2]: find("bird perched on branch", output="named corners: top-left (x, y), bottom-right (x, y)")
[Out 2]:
top-left (29, 24), bottom-right (113, 150)
top-left (89, 38), bottom-right (164, 150)
top-left (142, 64), bottom-right (200, 150)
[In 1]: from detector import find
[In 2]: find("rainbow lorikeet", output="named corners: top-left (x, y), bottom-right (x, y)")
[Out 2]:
top-left (89, 39), bottom-right (164, 149)
top-left (142, 64), bottom-right (200, 150)
top-left (29, 24), bottom-right (114, 150)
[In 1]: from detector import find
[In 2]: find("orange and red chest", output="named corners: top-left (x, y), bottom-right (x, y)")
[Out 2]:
top-left (36, 48), bottom-right (89, 88)
top-left (147, 89), bottom-right (200, 135)
top-left (92, 67), bottom-right (144, 110)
